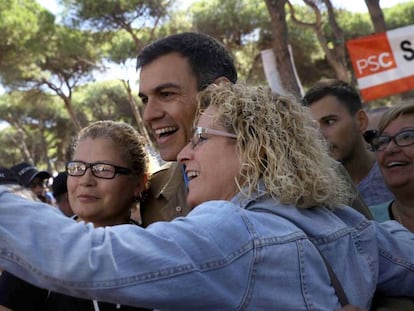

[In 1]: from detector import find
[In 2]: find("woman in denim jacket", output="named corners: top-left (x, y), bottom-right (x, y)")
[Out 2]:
top-left (0, 83), bottom-right (413, 310)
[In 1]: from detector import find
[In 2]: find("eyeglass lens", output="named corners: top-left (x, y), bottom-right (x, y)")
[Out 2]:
top-left (373, 130), bottom-right (414, 151)
top-left (66, 162), bottom-right (119, 179)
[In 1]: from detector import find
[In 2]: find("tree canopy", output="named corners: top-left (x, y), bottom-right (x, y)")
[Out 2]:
top-left (0, 0), bottom-right (413, 170)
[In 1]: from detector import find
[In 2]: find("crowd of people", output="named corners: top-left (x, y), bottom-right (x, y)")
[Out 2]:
top-left (0, 32), bottom-right (413, 310)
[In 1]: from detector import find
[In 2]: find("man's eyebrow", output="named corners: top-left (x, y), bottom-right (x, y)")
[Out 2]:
top-left (139, 83), bottom-right (181, 98)
top-left (320, 114), bottom-right (337, 120)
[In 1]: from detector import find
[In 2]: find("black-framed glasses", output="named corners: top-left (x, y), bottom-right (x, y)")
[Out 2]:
top-left (371, 130), bottom-right (414, 151)
top-left (190, 127), bottom-right (237, 149)
top-left (66, 161), bottom-right (132, 179)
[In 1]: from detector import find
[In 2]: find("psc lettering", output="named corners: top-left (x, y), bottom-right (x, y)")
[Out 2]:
top-left (401, 40), bottom-right (414, 61)
top-left (356, 52), bottom-right (394, 75)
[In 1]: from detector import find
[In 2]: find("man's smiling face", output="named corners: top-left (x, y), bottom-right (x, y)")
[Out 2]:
top-left (139, 52), bottom-right (198, 161)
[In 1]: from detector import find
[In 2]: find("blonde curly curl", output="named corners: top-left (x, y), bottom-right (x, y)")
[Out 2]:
top-left (197, 82), bottom-right (350, 208)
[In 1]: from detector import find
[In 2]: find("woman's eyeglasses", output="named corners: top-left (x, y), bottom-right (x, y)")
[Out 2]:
top-left (66, 161), bottom-right (132, 179)
top-left (190, 127), bottom-right (237, 149)
top-left (371, 130), bottom-right (414, 151)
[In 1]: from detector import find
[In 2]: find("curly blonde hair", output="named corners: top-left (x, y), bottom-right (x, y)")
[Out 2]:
top-left (197, 83), bottom-right (350, 208)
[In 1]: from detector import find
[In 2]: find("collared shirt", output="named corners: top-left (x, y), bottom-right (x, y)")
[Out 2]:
top-left (0, 186), bottom-right (413, 310)
top-left (140, 162), bottom-right (189, 227)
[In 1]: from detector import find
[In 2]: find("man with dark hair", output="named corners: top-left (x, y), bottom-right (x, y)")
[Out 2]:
top-left (302, 79), bottom-right (393, 206)
top-left (136, 32), bottom-right (237, 93)
top-left (137, 32), bottom-right (237, 226)
top-left (52, 171), bottom-right (73, 217)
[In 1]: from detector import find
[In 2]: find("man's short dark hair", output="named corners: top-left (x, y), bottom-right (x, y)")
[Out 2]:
top-left (136, 32), bottom-right (237, 90)
top-left (52, 171), bottom-right (68, 203)
top-left (302, 79), bottom-right (362, 115)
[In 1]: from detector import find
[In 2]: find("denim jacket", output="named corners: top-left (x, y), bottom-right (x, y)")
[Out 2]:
top-left (0, 186), bottom-right (413, 310)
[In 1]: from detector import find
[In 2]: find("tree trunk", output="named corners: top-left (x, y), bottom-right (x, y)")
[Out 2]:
top-left (322, 0), bottom-right (349, 81)
top-left (39, 123), bottom-right (52, 173)
top-left (41, 78), bottom-right (82, 132)
top-left (121, 79), bottom-right (154, 149)
top-left (365, 0), bottom-right (387, 33)
top-left (15, 128), bottom-right (33, 164)
top-left (62, 95), bottom-right (82, 132)
top-left (287, 0), bottom-right (349, 82)
top-left (264, 0), bottom-right (302, 100)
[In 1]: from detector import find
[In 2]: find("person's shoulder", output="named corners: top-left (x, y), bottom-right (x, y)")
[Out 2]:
top-left (151, 161), bottom-right (175, 177)
top-left (189, 200), bottom-right (243, 224)
top-left (147, 162), bottom-right (183, 193)
top-left (150, 161), bottom-right (183, 180)
top-left (140, 161), bottom-right (189, 226)
top-left (193, 199), bottom-right (238, 211)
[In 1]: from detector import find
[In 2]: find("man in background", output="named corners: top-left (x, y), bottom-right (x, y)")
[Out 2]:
top-left (302, 79), bottom-right (393, 206)
top-left (52, 171), bottom-right (73, 217)
top-left (10, 162), bottom-right (53, 204)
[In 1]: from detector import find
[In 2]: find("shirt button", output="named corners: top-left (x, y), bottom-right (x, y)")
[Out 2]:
top-left (176, 206), bottom-right (182, 212)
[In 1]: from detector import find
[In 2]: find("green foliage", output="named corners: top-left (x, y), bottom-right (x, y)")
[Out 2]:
top-left (0, 90), bottom-right (75, 168)
top-left (0, 80), bottom-right (141, 169)
top-left (72, 80), bottom-right (136, 124)
top-left (186, 0), bottom-right (270, 82)
top-left (0, 126), bottom-right (22, 166)
top-left (0, 0), bottom-right (56, 86)
top-left (60, 0), bottom-right (171, 30)
top-left (385, 3), bottom-right (414, 30)
top-left (190, 0), bottom-right (267, 47)
top-left (0, 7), bottom-right (103, 90)
top-left (59, 0), bottom-right (173, 69)
top-left (45, 26), bottom-right (102, 77)
top-left (0, 0), bottom-right (44, 44)
top-left (1, 0), bottom-right (414, 168)
top-left (155, 9), bottom-right (193, 37)
top-left (337, 11), bottom-right (372, 40)
top-left (284, 5), bottom-right (327, 85)
top-left (105, 31), bottom-right (137, 64)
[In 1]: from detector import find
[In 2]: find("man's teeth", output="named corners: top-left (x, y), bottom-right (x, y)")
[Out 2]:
top-left (187, 171), bottom-right (199, 179)
top-left (155, 127), bottom-right (177, 135)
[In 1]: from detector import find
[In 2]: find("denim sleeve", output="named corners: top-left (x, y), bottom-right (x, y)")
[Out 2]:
top-left (374, 220), bottom-right (414, 295)
top-left (2, 186), bottom-right (414, 310)
top-left (0, 189), bottom-right (258, 309)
